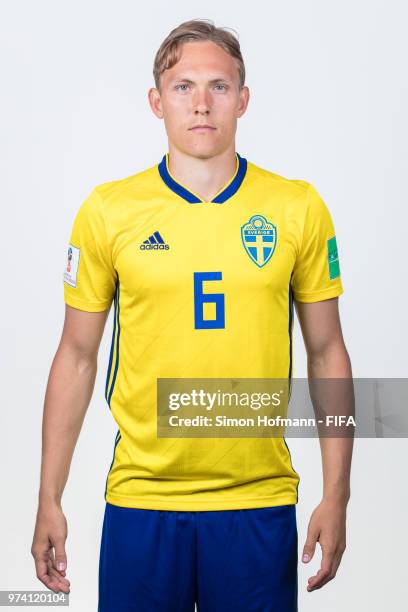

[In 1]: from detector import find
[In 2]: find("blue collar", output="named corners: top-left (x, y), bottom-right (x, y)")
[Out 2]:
top-left (158, 152), bottom-right (247, 204)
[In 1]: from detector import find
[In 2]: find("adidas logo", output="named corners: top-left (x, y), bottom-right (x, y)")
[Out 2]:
top-left (140, 231), bottom-right (170, 250)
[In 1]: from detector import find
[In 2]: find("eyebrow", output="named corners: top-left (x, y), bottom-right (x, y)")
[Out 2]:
top-left (171, 77), bottom-right (232, 85)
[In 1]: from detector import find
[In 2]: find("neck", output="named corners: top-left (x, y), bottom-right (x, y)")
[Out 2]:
top-left (167, 144), bottom-right (237, 202)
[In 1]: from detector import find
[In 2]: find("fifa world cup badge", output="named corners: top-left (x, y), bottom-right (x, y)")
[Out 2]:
top-left (67, 247), bottom-right (72, 273)
top-left (63, 243), bottom-right (80, 288)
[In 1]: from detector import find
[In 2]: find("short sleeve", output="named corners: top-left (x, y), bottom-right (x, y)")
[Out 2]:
top-left (291, 183), bottom-right (344, 302)
top-left (63, 188), bottom-right (117, 312)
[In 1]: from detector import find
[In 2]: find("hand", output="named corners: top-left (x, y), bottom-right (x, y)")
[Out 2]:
top-left (302, 497), bottom-right (347, 592)
top-left (31, 502), bottom-right (71, 594)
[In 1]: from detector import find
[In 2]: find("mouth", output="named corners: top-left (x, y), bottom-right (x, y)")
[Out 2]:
top-left (188, 125), bottom-right (217, 133)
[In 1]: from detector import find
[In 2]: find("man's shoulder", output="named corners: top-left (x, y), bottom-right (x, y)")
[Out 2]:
top-left (246, 157), bottom-right (311, 201)
top-left (92, 161), bottom-right (160, 203)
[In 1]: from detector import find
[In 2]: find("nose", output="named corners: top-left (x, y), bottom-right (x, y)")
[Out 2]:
top-left (193, 87), bottom-right (211, 115)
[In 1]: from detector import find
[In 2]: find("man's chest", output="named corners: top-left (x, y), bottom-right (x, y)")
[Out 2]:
top-left (110, 200), bottom-right (300, 308)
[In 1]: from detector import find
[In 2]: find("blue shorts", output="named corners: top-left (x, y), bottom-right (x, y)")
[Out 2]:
top-left (98, 502), bottom-right (298, 612)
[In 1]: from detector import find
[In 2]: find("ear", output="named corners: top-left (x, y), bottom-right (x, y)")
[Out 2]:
top-left (237, 85), bottom-right (250, 118)
top-left (148, 87), bottom-right (163, 119)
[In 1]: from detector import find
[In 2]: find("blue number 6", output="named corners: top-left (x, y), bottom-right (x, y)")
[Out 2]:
top-left (193, 272), bottom-right (225, 329)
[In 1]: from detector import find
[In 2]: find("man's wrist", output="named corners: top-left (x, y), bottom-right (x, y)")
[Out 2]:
top-left (38, 489), bottom-right (62, 508)
top-left (322, 486), bottom-right (350, 505)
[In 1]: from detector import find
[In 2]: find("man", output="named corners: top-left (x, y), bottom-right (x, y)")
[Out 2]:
top-left (31, 19), bottom-right (352, 611)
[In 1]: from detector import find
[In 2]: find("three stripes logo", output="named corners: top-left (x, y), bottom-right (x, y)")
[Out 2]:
top-left (140, 231), bottom-right (170, 250)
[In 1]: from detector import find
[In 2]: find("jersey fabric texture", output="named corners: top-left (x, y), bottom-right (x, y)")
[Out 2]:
top-left (98, 502), bottom-right (298, 612)
top-left (63, 153), bottom-right (344, 511)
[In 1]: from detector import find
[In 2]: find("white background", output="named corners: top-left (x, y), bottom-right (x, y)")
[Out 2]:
top-left (1, 0), bottom-right (407, 610)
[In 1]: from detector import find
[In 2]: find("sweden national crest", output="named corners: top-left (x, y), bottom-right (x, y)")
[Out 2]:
top-left (241, 215), bottom-right (277, 267)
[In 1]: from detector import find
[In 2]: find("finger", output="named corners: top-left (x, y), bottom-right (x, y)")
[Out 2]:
top-left (330, 547), bottom-right (345, 580)
top-left (307, 547), bottom-right (336, 591)
top-left (34, 556), bottom-right (63, 594)
top-left (51, 537), bottom-right (67, 573)
top-left (302, 526), bottom-right (319, 563)
top-left (48, 557), bottom-right (70, 587)
top-left (49, 548), bottom-right (69, 581)
top-left (48, 564), bottom-right (70, 593)
top-left (45, 563), bottom-right (68, 594)
top-left (48, 563), bottom-right (70, 587)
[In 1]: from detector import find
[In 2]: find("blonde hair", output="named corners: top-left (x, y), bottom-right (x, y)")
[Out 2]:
top-left (153, 19), bottom-right (245, 89)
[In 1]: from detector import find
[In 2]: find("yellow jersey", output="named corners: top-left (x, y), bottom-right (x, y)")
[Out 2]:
top-left (63, 153), bottom-right (344, 510)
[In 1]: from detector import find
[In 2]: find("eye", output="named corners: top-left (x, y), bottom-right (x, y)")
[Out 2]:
top-left (175, 83), bottom-right (189, 91)
top-left (214, 83), bottom-right (227, 91)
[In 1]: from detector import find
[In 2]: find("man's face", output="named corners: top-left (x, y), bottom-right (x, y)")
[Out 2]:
top-left (149, 41), bottom-right (249, 159)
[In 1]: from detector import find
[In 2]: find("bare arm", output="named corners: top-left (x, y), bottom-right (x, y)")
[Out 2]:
top-left (295, 297), bottom-right (354, 592)
top-left (31, 305), bottom-right (110, 593)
